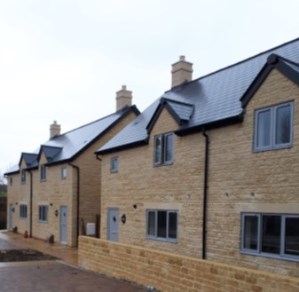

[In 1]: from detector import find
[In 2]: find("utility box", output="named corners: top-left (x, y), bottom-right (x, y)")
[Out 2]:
top-left (86, 223), bottom-right (96, 236)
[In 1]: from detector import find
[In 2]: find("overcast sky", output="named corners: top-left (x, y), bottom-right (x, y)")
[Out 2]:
top-left (1, 0), bottom-right (299, 174)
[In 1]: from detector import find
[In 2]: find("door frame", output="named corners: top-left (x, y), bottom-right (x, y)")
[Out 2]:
top-left (107, 208), bottom-right (119, 241)
top-left (8, 203), bottom-right (14, 230)
top-left (59, 205), bottom-right (68, 244)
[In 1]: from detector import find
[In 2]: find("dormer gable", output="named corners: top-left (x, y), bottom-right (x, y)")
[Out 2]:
top-left (38, 145), bottom-right (63, 164)
top-left (146, 98), bottom-right (194, 134)
top-left (241, 54), bottom-right (299, 108)
top-left (19, 153), bottom-right (38, 169)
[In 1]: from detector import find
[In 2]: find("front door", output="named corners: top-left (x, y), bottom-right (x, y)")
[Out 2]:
top-left (107, 208), bottom-right (119, 241)
top-left (8, 204), bottom-right (14, 230)
top-left (60, 206), bottom-right (67, 244)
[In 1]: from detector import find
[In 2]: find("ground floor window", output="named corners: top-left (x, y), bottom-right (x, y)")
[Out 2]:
top-left (241, 213), bottom-right (299, 261)
top-left (19, 204), bottom-right (27, 219)
top-left (146, 209), bottom-right (178, 242)
top-left (38, 205), bottom-right (48, 223)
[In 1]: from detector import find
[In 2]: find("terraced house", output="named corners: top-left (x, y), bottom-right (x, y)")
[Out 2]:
top-left (97, 39), bottom-right (299, 276)
top-left (5, 87), bottom-right (139, 247)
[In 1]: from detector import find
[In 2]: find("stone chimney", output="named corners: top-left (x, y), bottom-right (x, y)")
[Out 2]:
top-left (50, 120), bottom-right (61, 139)
top-left (171, 55), bottom-right (193, 88)
top-left (116, 85), bottom-right (132, 111)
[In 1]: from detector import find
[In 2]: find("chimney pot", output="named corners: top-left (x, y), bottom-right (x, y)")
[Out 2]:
top-left (171, 55), bottom-right (193, 88)
top-left (50, 120), bottom-right (61, 139)
top-left (116, 85), bottom-right (132, 111)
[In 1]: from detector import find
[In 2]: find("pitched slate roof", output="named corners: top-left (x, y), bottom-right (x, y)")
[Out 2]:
top-left (5, 105), bottom-right (139, 174)
top-left (98, 38), bottom-right (299, 154)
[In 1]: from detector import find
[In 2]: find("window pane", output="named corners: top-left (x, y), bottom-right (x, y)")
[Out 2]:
top-left (285, 217), bottom-right (299, 256)
top-left (164, 134), bottom-right (173, 163)
top-left (39, 206), bottom-right (48, 221)
top-left (21, 170), bottom-right (26, 183)
top-left (40, 165), bottom-right (46, 180)
top-left (275, 104), bottom-right (291, 145)
top-left (243, 215), bottom-right (258, 250)
top-left (262, 215), bottom-right (281, 254)
top-left (147, 211), bottom-right (156, 236)
top-left (168, 212), bottom-right (177, 239)
top-left (61, 167), bottom-right (67, 179)
top-left (256, 109), bottom-right (271, 148)
top-left (154, 136), bottom-right (162, 164)
top-left (157, 211), bottom-right (167, 238)
top-left (110, 157), bottom-right (118, 173)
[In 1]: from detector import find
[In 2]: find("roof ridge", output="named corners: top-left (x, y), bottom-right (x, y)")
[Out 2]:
top-left (165, 37), bottom-right (299, 93)
top-left (57, 105), bottom-right (133, 137)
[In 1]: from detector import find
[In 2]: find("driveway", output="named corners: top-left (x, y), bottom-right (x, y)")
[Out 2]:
top-left (0, 231), bottom-right (145, 292)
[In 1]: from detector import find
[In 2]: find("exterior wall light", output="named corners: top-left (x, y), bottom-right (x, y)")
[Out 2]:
top-left (121, 214), bottom-right (126, 224)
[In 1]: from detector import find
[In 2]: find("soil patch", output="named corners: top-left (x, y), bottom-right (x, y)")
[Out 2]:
top-left (0, 249), bottom-right (57, 262)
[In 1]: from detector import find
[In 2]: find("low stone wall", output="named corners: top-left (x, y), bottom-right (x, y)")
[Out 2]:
top-left (79, 236), bottom-right (299, 292)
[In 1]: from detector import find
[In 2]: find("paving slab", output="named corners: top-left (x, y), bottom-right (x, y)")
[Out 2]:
top-left (0, 231), bottom-right (145, 291)
top-left (0, 261), bottom-right (145, 292)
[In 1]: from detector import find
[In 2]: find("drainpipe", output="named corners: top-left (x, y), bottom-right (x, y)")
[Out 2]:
top-left (69, 163), bottom-right (80, 247)
top-left (202, 129), bottom-right (210, 260)
top-left (29, 171), bottom-right (33, 237)
top-left (95, 154), bottom-right (102, 238)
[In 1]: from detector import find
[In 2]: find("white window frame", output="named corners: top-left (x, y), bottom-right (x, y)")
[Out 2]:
top-left (146, 209), bottom-right (178, 243)
top-left (154, 132), bottom-right (174, 166)
top-left (38, 205), bottom-right (48, 223)
top-left (254, 102), bottom-right (293, 152)
top-left (241, 213), bottom-right (299, 262)
top-left (19, 204), bottom-right (27, 219)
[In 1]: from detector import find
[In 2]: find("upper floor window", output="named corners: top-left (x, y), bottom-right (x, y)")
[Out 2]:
top-left (241, 213), bottom-right (299, 261)
top-left (40, 165), bottom-right (47, 181)
top-left (19, 204), bottom-right (28, 219)
top-left (61, 167), bottom-right (67, 179)
top-left (154, 133), bottom-right (174, 166)
top-left (146, 209), bottom-right (178, 242)
top-left (21, 170), bottom-right (26, 184)
top-left (9, 177), bottom-right (13, 186)
top-left (38, 205), bottom-right (48, 222)
top-left (110, 157), bottom-right (119, 173)
top-left (254, 102), bottom-right (293, 152)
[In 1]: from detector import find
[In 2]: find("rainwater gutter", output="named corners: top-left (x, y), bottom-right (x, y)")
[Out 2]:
top-left (69, 163), bottom-right (80, 247)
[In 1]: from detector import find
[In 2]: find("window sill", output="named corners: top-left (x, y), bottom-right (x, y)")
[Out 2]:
top-left (153, 161), bottom-right (174, 167)
top-left (146, 236), bottom-right (177, 244)
top-left (253, 143), bottom-right (293, 153)
top-left (240, 250), bottom-right (299, 263)
top-left (38, 221), bottom-right (48, 224)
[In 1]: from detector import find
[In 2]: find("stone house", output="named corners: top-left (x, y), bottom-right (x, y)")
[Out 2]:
top-left (96, 39), bottom-right (299, 276)
top-left (5, 87), bottom-right (139, 247)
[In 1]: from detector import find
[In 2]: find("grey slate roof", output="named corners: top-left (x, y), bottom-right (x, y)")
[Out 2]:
top-left (5, 105), bottom-right (139, 174)
top-left (98, 38), bottom-right (299, 154)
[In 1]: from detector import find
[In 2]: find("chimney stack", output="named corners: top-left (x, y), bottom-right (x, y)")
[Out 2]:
top-left (50, 120), bottom-right (61, 139)
top-left (116, 85), bottom-right (132, 111)
top-left (171, 55), bottom-right (193, 88)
